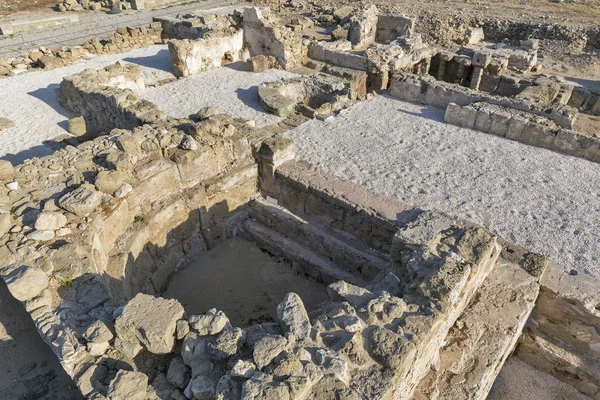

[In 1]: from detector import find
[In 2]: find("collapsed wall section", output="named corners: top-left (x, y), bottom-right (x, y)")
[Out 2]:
top-left (168, 29), bottom-right (245, 78)
top-left (56, 62), bottom-right (169, 134)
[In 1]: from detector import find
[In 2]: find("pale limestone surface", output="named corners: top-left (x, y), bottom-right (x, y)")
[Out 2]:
top-left (139, 64), bottom-right (298, 127)
top-left (285, 95), bottom-right (600, 278)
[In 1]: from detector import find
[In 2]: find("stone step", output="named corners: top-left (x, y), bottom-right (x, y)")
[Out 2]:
top-left (249, 196), bottom-right (390, 282)
top-left (413, 261), bottom-right (540, 400)
top-left (241, 218), bottom-right (368, 288)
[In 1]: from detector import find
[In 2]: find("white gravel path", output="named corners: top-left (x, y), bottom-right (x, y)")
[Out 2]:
top-left (139, 64), bottom-right (298, 127)
top-left (0, 45), bottom-right (173, 165)
top-left (285, 95), bottom-right (600, 278)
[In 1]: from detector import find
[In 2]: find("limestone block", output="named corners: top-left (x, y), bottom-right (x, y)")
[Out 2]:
top-left (277, 292), bottom-right (310, 340)
top-left (506, 114), bottom-right (529, 140)
top-left (107, 370), bottom-right (148, 400)
top-left (207, 328), bottom-right (246, 360)
top-left (115, 293), bottom-right (185, 354)
top-left (83, 320), bottom-right (114, 343)
top-left (189, 308), bottom-right (231, 336)
top-left (488, 109), bottom-right (512, 137)
top-left (327, 281), bottom-right (376, 307)
top-left (444, 103), bottom-right (477, 128)
top-left (27, 230), bottom-right (55, 241)
top-left (34, 211), bottom-right (67, 231)
top-left (462, 27), bottom-right (484, 45)
top-left (0, 159), bottom-right (14, 180)
top-left (474, 107), bottom-right (493, 132)
top-left (0, 213), bottom-right (12, 238)
top-left (58, 187), bottom-right (103, 217)
top-left (5, 265), bottom-right (49, 301)
top-left (94, 170), bottom-right (127, 195)
top-left (185, 374), bottom-right (218, 400)
top-left (67, 116), bottom-right (87, 136)
top-left (253, 335), bottom-right (288, 370)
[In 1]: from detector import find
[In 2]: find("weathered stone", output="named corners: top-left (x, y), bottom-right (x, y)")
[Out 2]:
top-left (207, 328), bottom-right (246, 360)
top-left (115, 293), bottom-right (185, 354)
top-left (277, 292), bottom-right (311, 341)
top-left (167, 356), bottom-right (191, 389)
top-left (0, 160), bottom-right (14, 180)
top-left (5, 265), bottom-right (49, 301)
top-left (0, 117), bottom-right (15, 131)
top-left (68, 116), bottom-right (87, 136)
top-left (253, 335), bottom-right (288, 370)
top-left (27, 230), bottom-right (55, 241)
top-left (107, 370), bottom-right (148, 400)
top-left (58, 187), bottom-right (103, 217)
top-left (327, 281), bottom-right (376, 307)
top-left (34, 211), bottom-right (67, 231)
top-left (95, 170), bottom-right (127, 195)
top-left (241, 373), bottom-right (290, 400)
top-left (189, 308), bottom-right (231, 336)
top-left (230, 359), bottom-right (256, 378)
top-left (83, 320), bottom-right (114, 343)
top-left (184, 374), bottom-right (218, 400)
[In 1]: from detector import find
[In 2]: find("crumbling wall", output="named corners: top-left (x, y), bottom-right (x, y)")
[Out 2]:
top-left (243, 7), bottom-right (306, 70)
top-left (56, 62), bottom-right (169, 134)
top-left (389, 73), bottom-right (578, 129)
top-left (375, 14), bottom-right (414, 43)
top-left (168, 29), bottom-right (245, 78)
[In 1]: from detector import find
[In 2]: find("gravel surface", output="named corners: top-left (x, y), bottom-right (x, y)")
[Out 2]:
top-left (0, 44), bottom-right (172, 165)
top-left (489, 357), bottom-right (590, 400)
top-left (139, 63), bottom-right (298, 127)
top-left (285, 95), bottom-right (600, 278)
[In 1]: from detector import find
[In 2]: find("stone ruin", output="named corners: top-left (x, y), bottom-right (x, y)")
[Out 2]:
top-left (1, 4), bottom-right (600, 400)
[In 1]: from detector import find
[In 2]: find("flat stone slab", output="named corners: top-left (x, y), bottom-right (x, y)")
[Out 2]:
top-left (414, 262), bottom-right (539, 399)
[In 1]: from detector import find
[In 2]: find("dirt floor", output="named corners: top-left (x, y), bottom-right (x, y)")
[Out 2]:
top-left (163, 237), bottom-right (330, 327)
top-left (0, 280), bottom-right (82, 400)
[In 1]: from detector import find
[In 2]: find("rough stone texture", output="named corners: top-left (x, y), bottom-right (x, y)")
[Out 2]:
top-left (67, 116), bottom-right (87, 136)
top-left (414, 263), bottom-right (540, 399)
top-left (189, 309), bottom-right (231, 336)
top-left (168, 29), bottom-right (244, 78)
top-left (34, 211), bottom-right (67, 231)
top-left (58, 187), bottom-right (103, 217)
top-left (4, 265), bottom-right (49, 302)
top-left (107, 370), bottom-right (148, 400)
top-left (114, 294), bottom-right (185, 354)
top-left (276, 293), bottom-right (311, 341)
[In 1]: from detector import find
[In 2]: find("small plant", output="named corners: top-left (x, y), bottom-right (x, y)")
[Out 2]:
top-left (133, 215), bottom-right (144, 224)
top-left (60, 277), bottom-right (73, 288)
top-left (9, 206), bottom-right (17, 215)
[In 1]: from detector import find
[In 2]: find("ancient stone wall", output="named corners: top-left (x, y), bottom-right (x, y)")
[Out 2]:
top-left (168, 29), bottom-right (245, 78)
top-left (56, 62), bottom-right (169, 134)
top-left (0, 22), bottom-right (163, 76)
top-left (445, 102), bottom-right (600, 163)
top-left (388, 73), bottom-right (578, 129)
top-left (243, 7), bottom-right (306, 70)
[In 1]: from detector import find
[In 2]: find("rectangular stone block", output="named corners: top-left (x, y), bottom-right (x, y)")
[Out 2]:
top-left (444, 103), bottom-right (477, 128)
top-left (488, 110), bottom-right (512, 137)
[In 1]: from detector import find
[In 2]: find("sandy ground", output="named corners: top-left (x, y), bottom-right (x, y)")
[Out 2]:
top-left (489, 356), bottom-right (591, 400)
top-left (0, 280), bottom-right (82, 400)
top-left (285, 95), bottom-right (600, 278)
top-left (139, 63), bottom-right (298, 128)
top-left (0, 44), bottom-right (173, 165)
top-left (163, 237), bottom-right (329, 327)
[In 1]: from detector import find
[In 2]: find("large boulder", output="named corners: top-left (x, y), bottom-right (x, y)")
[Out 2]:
top-left (277, 293), bottom-right (311, 340)
top-left (115, 294), bottom-right (185, 354)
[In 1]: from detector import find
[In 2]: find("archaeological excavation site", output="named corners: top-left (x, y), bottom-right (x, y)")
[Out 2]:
top-left (0, 0), bottom-right (599, 399)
